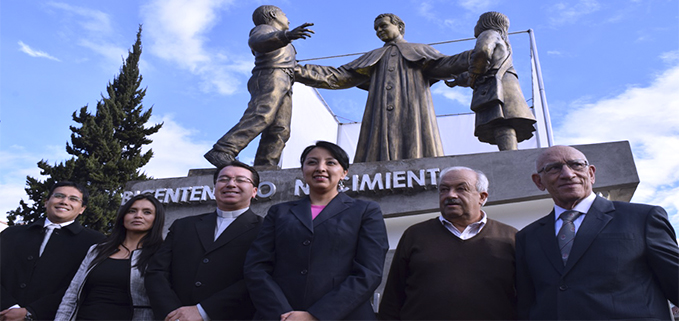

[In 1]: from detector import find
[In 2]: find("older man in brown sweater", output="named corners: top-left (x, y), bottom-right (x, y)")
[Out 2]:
top-left (378, 166), bottom-right (517, 320)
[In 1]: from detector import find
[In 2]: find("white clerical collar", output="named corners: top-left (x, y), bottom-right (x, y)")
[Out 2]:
top-left (554, 192), bottom-right (596, 220)
top-left (44, 218), bottom-right (75, 228)
top-left (216, 207), bottom-right (249, 219)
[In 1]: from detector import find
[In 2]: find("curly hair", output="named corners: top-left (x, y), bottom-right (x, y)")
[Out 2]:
top-left (474, 11), bottom-right (509, 40)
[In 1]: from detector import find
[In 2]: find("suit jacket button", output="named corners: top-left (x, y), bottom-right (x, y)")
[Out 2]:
top-left (195, 281), bottom-right (202, 287)
top-left (302, 240), bottom-right (311, 246)
top-left (300, 269), bottom-right (308, 275)
top-left (27, 255), bottom-right (34, 261)
top-left (559, 285), bottom-right (568, 291)
top-left (19, 283), bottom-right (27, 288)
top-left (202, 258), bottom-right (209, 263)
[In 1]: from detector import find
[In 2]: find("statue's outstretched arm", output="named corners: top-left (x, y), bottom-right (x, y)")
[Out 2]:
top-left (428, 50), bottom-right (472, 81)
top-left (469, 30), bottom-right (501, 76)
top-left (249, 23), bottom-right (314, 53)
top-left (295, 64), bottom-right (367, 90)
top-left (286, 23), bottom-right (314, 40)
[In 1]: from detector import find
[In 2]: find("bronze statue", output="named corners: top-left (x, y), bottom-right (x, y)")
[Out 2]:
top-left (204, 5), bottom-right (314, 168)
top-left (446, 12), bottom-right (536, 151)
top-left (295, 13), bottom-right (470, 162)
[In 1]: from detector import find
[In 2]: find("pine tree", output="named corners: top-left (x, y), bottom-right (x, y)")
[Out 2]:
top-left (7, 25), bottom-right (162, 233)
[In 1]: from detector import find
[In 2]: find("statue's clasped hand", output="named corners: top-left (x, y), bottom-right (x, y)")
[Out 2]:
top-left (445, 72), bottom-right (472, 88)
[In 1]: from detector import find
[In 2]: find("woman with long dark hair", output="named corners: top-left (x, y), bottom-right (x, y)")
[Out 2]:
top-left (56, 194), bottom-right (166, 320)
top-left (245, 141), bottom-right (389, 321)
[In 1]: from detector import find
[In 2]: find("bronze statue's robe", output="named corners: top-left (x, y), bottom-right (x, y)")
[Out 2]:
top-left (296, 39), bottom-right (469, 162)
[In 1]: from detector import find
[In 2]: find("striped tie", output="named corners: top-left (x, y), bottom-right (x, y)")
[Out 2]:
top-left (557, 210), bottom-right (581, 265)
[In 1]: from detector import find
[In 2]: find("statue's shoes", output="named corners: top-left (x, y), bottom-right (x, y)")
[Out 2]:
top-left (204, 149), bottom-right (235, 167)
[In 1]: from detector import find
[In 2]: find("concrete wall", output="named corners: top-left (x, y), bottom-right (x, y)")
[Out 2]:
top-left (125, 141), bottom-right (638, 241)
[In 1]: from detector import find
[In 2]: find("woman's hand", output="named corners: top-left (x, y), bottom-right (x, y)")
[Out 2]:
top-left (280, 311), bottom-right (318, 321)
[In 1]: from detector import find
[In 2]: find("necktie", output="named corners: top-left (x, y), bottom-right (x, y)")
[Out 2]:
top-left (557, 210), bottom-right (582, 265)
top-left (39, 224), bottom-right (61, 257)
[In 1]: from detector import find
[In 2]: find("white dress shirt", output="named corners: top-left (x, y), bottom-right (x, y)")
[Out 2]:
top-left (439, 211), bottom-right (488, 240)
top-left (43, 218), bottom-right (76, 228)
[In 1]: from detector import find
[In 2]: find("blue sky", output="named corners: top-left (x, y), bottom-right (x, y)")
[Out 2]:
top-left (1, 0), bottom-right (678, 232)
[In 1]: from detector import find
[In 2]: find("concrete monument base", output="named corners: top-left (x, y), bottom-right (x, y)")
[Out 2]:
top-left (125, 140), bottom-right (639, 245)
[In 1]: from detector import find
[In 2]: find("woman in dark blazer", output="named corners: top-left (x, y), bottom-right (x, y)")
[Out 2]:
top-left (55, 194), bottom-right (165, 320)
top-left (245, 141), bottom-right (389, 321)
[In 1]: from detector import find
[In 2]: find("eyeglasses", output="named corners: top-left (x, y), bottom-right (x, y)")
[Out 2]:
top-left (538, 159), bottom-right (589, 174)
top-left (52, 193), bottom-right (83, 203)
top-left (216, 176), bottom-right (254, 185)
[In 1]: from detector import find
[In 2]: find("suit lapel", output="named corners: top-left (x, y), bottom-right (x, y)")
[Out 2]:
top-left (195, 212), bottom-right (217, 252)
top-left (290, 198), bottom-right (313, 232)
top-left (313, 193), bottom-right (351, 228)
top-left (28, 220), bottom-right (46, 254)
top-left (211, 210), bottom-right (259, 251)
top-left (563, 196), bottom-right (614, 273)
top-left (536, 211), bottom-right (566, 273)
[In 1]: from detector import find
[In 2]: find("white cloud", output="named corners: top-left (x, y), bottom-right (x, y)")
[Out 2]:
top-left (46, 2), bottom-right (129, 69)
top-left (414, 0), bottom-right (478, 32)
top-left (548, 0), bottom-right (601, 25)
top-left (555, 63), bottom-right (679, 230)
top-left (457, 0), bottom-right (500, 12)
top-left (433, 83), bottom-right (472, 106)
top-left (140, 114), bottom-right (214, 179)
top-left (660, 50), bottom-right (679, 64)
top-left (78, 39), bottom-right (127, 71)
top-left (0, 115), bottom-right (212, 221)
top-left (0, 145), bottom-right (69, 222)
top-left (142, 0), bottom-right (246, 95)
top-left (47, 2), bottom-right (113, 34)
top-left (417, 1), bottom-right (437, 21)
top-left (18, 41), bottom-right (60, 61)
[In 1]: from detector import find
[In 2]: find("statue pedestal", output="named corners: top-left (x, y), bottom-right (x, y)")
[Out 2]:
top-left (125, 140), bottom-right (639, 245)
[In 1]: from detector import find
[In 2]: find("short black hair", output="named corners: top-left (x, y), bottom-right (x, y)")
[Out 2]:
top-left (213, 160), bottom-right (260, 187)
top-left (300, 141), bottom-right (350, 171)
top-left (47, 181), bottom-right (89, 206)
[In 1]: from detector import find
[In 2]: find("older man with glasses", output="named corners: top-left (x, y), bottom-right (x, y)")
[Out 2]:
top-left (516, 145), bottom-right (679, 320)
top-left (1, 181), bottom-right (104, 321)
top-left (145, 160), bottom-right (263, 321)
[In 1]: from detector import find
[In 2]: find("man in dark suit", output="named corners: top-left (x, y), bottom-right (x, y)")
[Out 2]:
top-left (516, 145), bottom-right (679, 320)
top-left (0, 181), bottom-right (105, 321)
top-left (145, 161), bottom-right (262, 321)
